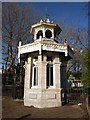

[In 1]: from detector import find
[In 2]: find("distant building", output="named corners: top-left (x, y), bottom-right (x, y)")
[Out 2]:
top-left (18, 18), bottom-right (74, 108)
top-left (68, 75), bottom-right (83, 88)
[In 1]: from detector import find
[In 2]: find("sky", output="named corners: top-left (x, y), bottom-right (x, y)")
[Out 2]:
top-left (1, 2), bottom-right (88, 69)
top-left (31, 2), bottom-right (88, 29)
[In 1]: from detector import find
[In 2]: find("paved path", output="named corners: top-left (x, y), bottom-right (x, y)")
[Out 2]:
top-left (2, 96), bottom-right (89, 119)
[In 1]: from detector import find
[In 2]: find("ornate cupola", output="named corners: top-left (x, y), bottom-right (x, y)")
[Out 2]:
top-left (18, 17), bottom-right (74, 108)
top-left (30, 18), bottom-right (62, 42)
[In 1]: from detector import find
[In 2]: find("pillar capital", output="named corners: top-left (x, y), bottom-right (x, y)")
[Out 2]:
top-left (38, 54), bottom-right (42, 62)
top-left (27, 55), bottom-right (31, 64)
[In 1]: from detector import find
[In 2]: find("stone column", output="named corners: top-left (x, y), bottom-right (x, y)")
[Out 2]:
top-left (53, 55), bottom-right (61, 88)
top-left (38, 55), bottom-right (42, 89)
top-left (24, 56), bottom-right (31, 89)
top-left (42, 55), bottom-right (47, 89)
top-left (34, 30), bottom-right (37, 40)
top-left (53, 54), bottom-right (62, 106)
top-left (51, 29), bottom-right (54, 39)
top-left (38, 54), bottom-right (47, 89)
top-left (43, 27), bottom-right (46, 38)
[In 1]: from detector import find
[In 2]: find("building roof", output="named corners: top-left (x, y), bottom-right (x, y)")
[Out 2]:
top-left (30, 18), bottom-right (62, 36)
top-left (30, 18), bottom-right (56, 34)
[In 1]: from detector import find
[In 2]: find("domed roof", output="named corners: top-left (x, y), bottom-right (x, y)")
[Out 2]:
top-left (30, 18), bottom-right (62, 36)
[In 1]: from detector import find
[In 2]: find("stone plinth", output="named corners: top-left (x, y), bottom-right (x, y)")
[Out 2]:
top-left (24, 88), bottom-right (62, 108)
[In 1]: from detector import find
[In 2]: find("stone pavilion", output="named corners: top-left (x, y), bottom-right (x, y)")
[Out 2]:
top-left (18, 18), bottom-right (74, 108)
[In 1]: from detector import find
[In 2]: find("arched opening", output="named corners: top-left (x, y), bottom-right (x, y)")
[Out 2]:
top-left (37, 30), bottom-right (43, 39)
top-left (45, 30), bottom-right (52, 39)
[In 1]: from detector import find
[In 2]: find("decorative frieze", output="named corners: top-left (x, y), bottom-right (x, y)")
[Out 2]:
top-left (19, 41), bottom-right (72, 57)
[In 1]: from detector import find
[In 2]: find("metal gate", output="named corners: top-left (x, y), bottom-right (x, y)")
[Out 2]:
top-left (67, 87), bottom-right (84, 104)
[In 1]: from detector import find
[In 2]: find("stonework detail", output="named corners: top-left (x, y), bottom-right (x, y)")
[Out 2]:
top-left (18, 18), bottom-right (74, 108)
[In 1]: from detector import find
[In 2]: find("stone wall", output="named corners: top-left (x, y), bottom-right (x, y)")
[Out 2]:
top-left (24, 88), bottom-right (62, 108)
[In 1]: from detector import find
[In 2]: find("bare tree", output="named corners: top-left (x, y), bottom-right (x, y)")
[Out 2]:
top-left (2, 2), bottom-right (40, 70)
top-left (58, 23), bottom-right (88, 79)
top-left (2, 3), bottom-right (41, 86)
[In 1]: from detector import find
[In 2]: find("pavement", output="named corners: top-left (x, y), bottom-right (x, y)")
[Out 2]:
top-left (2, 96), bottom-right (89, 119)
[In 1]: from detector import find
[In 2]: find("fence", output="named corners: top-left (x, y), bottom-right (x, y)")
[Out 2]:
top-left (2, 84), bottom-right (24, 99)
top-left (67, 87), bottom-right (84, 104)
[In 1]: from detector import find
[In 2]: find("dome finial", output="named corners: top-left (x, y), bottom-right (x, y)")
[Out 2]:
top-left (44, 8), bottom-right (50, 22)
top-left (45, 8), bottom-right (48, 19)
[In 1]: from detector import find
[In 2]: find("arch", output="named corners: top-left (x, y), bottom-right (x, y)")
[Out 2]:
top-left (45, 29), bottom-right (52, 39)
top-left (37, 30), bottom-right (43, 39)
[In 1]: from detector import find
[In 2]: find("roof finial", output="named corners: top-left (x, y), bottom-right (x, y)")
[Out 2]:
top-left (44, 8), bottom-right (50, 22)
top-left (45, 8), bottom-right (49, 19)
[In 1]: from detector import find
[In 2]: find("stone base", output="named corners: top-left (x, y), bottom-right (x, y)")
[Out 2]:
top-left (24, 88), bottom-right (62, 108)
